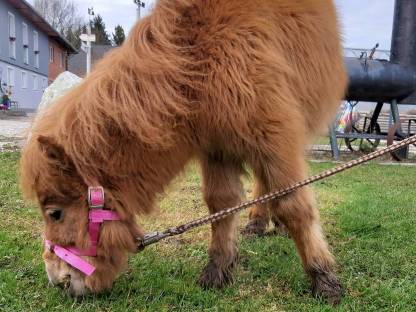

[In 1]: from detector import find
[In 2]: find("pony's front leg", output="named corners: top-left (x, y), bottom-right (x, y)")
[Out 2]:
top-left (198, 152), bottom-right (244, 289)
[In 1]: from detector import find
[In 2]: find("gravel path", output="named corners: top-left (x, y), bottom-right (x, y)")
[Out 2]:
top-left (0, 115), bottom-right (33, 151)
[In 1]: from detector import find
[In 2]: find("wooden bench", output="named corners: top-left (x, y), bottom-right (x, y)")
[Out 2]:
top-left (9, 101), bottom-right (19, 111)
top-left (357, 112), bottom-right (416, 135)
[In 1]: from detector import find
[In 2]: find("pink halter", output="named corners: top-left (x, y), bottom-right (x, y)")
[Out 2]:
top-left (45, 186), bottom-right (120, 276)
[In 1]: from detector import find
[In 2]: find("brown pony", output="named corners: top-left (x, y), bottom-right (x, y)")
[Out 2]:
top-left (20, 0), bottom-right (347, 303)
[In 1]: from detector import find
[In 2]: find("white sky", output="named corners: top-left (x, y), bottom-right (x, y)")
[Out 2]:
top-left (335, 0), bottom-right (394, 50)
top-left (29, 0), bottom-right (395, 50)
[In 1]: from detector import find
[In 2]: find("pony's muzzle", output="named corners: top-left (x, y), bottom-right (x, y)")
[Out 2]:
top-left (52, 270), bottom-right (89, 297)
top-left (44, 253), bottom-right (89, 297)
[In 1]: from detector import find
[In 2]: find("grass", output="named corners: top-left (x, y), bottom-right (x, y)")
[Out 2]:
top-left (0, 151), bottom-right (415, 311)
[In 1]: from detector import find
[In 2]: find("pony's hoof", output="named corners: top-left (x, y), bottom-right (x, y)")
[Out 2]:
top-left (198, 259), bottom-right (234, 289)
top-left (311, 269), bottom-right (343, 305)
top-left (241, 218), bottom-right (268, 236)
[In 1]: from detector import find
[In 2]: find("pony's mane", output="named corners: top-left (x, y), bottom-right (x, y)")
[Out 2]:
top-left (21, 0), bottom-right (201, 200)
top-left (65, 0), bottom-right (199, 146)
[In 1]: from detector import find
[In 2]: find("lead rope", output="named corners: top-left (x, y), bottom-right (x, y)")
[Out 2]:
top-left (137, 134), bottom-right (416, 250)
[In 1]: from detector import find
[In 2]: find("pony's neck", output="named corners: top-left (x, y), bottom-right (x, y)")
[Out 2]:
top-left (104, 141), bottom-right (193, 216)
top-left (51, 3), bottom-right (197, 215)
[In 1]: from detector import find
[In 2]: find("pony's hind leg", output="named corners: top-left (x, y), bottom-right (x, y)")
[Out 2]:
top-left (242, 180), bottom-right (288, 237)
top-left (274, 187), bottom-right (343, 304)
top-left (241, 180), bottom-right (270, 235)
top-left (253, 154), bottom-right (343, 304)
top-left (198, 151), bottom-right (244, 289)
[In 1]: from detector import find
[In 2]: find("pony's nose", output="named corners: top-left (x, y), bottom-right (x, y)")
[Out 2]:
top-left (56, 274), bottom-right (71, 289)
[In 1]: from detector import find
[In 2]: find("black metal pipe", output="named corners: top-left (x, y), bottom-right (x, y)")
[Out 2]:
top-left (345, 57), bottom-right (416, 102)
top-left (390, 0), bottom-right (416, 67)
top-left (390, 0), bottom-right (416, 103)
top-left (344, 0), bottom-right (416, 104)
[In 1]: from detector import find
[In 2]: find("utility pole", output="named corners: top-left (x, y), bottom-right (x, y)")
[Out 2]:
top-left (134, 0), bottom-right (145, 21)
top-left (86, 7), bottom-right (95, 74)
top-left (79, 8), bottom-right (96, 75)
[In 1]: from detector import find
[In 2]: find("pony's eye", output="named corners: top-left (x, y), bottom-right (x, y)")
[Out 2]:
top-left (46, 209), bottom-right (63, 222)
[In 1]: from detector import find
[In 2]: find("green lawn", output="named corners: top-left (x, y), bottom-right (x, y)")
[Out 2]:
top-left (0, 151), bottom-right (415, 311)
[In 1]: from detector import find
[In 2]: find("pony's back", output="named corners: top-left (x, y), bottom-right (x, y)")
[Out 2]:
top-left (179, 0), bottom-right (346, 142)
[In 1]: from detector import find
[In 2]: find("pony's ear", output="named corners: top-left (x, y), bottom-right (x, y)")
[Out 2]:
top-left (37, 135), bottom-right (70, 165)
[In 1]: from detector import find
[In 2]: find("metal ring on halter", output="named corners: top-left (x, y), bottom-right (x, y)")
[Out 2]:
top-left (88, 186), bottom-right (105, 208)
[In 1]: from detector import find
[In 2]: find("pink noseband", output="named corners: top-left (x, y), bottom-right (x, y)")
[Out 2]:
top-left (45, 186), bottom-right (120, 276)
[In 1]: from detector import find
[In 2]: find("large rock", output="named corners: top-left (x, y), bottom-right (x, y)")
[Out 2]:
top-left (36, 71), bottom-right (82, 120)
top-left (27, 72), bottom-right (82, 142)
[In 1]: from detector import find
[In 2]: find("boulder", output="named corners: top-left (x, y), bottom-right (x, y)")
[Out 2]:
top-left (36, 71), bottom-right (82, 120)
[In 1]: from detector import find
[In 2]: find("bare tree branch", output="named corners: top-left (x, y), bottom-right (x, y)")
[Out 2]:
top-left (34, 0), bottom-right (84, 35)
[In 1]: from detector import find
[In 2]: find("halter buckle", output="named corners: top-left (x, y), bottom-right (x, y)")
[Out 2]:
top-left (88, 186), bottom-right (105, 208)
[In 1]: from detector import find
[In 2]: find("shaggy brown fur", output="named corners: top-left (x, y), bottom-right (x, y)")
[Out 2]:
top-left (20, 0), bottom-right (347, 303)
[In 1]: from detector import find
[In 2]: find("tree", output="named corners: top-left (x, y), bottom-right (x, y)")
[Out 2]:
top-left (112, 25), bottom-right (126, 46)
top-left (65, 25), bottom-right (83, 50)
top-left (90, 15), bottom-right (111, 45)
top-left (34, 0), bottom-right (83, 35)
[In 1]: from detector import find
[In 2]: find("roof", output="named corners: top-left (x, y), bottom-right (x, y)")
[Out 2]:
top-left (6, 0), bottom-right (77, 53)
top-left (68, 45), bottom-right (115, 77)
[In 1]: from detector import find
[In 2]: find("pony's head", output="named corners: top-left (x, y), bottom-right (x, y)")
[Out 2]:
top-left (19, 0), bottom-right (195, 296)
top-left (20, 135), bottom-right (142, 297)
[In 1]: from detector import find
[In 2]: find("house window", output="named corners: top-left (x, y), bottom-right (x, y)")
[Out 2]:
top-left (33, 75), bottom-right (38, 90)
top-left (60, 52), bottom-right (65, 68)
top-left (42, 78), bottom-right (48, 89)
top-left (7, 67), bottom-right (15, 87)
top-left (22, 23), bottom-right (29, 64)
top-left (21, 71), bottom-right (27, 89)
top-left (34, 31), bottom-right (39, 68)
top-left (22, 23), bottom-right (28, 46)
top-left (33, 31), bottom-right (39, 52)
top-left (49, 46), bottom-right (54, 63)
top-left (34, 53), bottom-right (39, 68)
top-left (23, 47), bottom-right (29, 64)
top-left (8, 13), bottom-right (16, 59)
top-left (8, 13), bottom-right (15, 38)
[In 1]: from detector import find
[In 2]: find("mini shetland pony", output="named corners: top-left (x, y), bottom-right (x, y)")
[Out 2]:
top-left (20, 0), bottom-right (347, 303)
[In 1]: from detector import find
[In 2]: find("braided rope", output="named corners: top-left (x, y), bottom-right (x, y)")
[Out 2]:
top-left (138, 135), bottom-right (416, 248)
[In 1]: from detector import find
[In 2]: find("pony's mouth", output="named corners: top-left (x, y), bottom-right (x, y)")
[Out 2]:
top-left (55, 274), bottom-right (71, 289)
top-left (50, 273), bottom-right (89, 297)
top-left (45, 257), bottom-right (89, 297)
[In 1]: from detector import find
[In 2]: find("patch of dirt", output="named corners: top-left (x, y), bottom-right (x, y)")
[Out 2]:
top-left (0, 114), bottom-right (33, 152)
